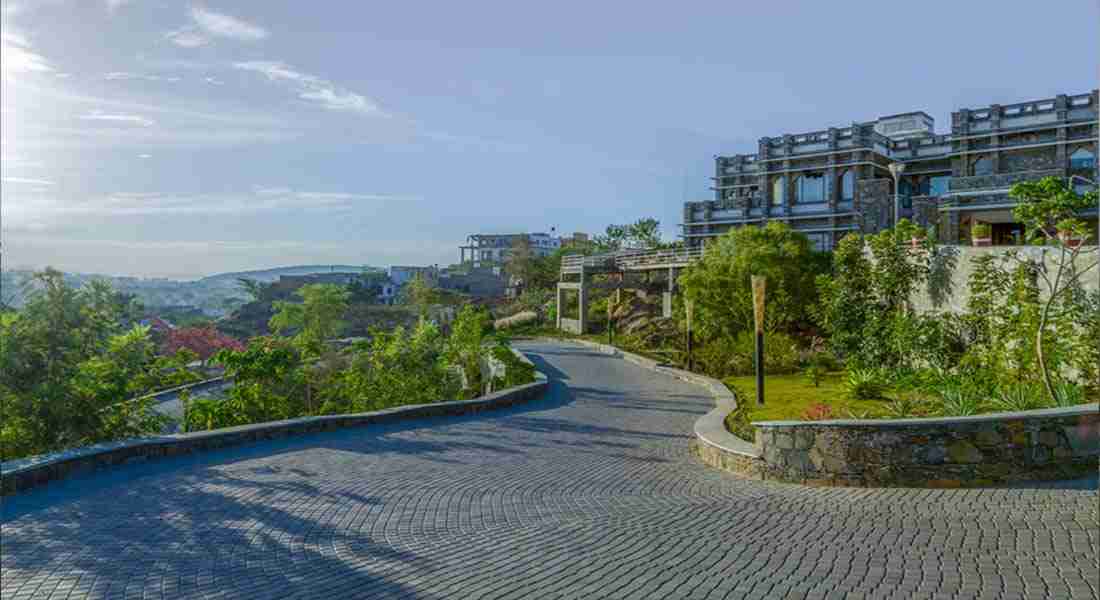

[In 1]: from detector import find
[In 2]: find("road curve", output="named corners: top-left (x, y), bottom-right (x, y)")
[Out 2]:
top-left (2, 340), bottom-right (1097, 600)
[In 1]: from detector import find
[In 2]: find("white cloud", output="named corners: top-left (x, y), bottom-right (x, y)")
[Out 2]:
top-left (105, 0), bottom-right (135, 11)
top-left (104, 71), bottom-right (181, 82)
top-left (2, 187), bottom-right (414, 230)
top-left (1, 30), bottom-right (53, 76)
top-left (165, 28), bottom-right (209, 48)
top-left (2, 176), bottom-right (56, 185)
top-left (138, 154), bottom-right (152, 158)
top-left (190, 6), bottom-right (267, 41)
top-left (79, 112), bottom-right (156, 126)
top-left (203, 76), bottom-right (223, 85)
top-left (234, 61), bottom-right (384, 116)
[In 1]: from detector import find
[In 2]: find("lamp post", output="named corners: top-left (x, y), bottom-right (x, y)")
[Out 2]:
top-left (889, 162), bottom-right (907, 228)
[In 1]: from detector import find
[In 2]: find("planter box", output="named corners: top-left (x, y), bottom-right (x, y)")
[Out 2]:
top-left (972, 237), bottom-right (992, 247)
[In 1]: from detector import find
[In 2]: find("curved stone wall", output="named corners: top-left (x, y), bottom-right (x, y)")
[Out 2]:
top-left (752, 406), bottom-right (1099, 487)
top-left (1, 349), bottom-right (547, 496)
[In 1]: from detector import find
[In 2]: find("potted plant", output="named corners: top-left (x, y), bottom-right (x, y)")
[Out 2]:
top-left (1056, 219), bottom-right (1085, 248)
top-left (971, 222), bottom-right (992, 247)
top-left (910, 226), bottom-right (927, 249)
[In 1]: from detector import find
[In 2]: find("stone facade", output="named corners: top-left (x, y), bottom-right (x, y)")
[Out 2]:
top-left (683, 89), bottom-right (1098, 249)
top-left (752, 407), bottom-right (1098, 487)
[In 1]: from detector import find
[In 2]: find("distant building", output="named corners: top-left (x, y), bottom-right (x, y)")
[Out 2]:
top-left (388, 265), bottom-right (437, 287)
top-left (459, 232), bottom-right (588, 267)
top-left (683, 89), bottom-right (1098, 250)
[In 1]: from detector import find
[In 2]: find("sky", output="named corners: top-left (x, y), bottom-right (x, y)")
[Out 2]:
top-left (1, 1), bottom-right (1098, 279)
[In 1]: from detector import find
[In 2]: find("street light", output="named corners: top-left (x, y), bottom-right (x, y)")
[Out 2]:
top-left (888, 162), bottom-right (907, 228)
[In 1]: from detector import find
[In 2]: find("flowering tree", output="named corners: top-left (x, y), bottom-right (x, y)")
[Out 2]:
top-left (162, 325), bottom-right (245, 364)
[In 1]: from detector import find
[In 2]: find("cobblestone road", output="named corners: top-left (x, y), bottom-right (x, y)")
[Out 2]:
top-left (2, 341), bottom-right (1097, 599)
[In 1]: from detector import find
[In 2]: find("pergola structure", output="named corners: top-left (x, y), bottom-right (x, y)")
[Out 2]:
top-left (556, 247), bottom-right (704, 333)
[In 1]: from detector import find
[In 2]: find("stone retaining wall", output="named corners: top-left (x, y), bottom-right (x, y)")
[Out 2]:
top-left (754, 406), bottom-right (1099, 487)
top-left (1, 349), bottom-right (546, 496)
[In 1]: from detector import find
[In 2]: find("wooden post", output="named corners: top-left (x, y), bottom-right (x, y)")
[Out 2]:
top-left (607, 291), bottom-right (614, 345)
top-left (752, 276), bottom-right (766, 406)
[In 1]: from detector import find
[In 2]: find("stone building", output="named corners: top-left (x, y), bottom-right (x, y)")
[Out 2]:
top-left (682, 90), bottom-right (1098, 250)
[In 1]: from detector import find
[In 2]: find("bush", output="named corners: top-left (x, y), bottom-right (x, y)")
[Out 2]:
top-left (845, 369), bottom-right (887, 401)
top-left (723, 400), bottom-right (755, 442)
top-left (695, 331), bottom-right (801, 378)
top-left (990, 382), bottom-right (1047, 412)
top-left (801, 403), bottom-right (834, 421)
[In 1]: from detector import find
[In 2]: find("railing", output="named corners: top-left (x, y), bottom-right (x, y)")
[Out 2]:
top-left (948, 169), bottom-right (1065, 192)
top-left (561, 246), bottom-right (706, 273)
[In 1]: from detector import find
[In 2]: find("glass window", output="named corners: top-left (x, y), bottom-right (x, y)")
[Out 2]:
top-left (839, 170), bottom-right (855, 202)
top-left (971, 156), bottom-right (993, 176)
top-left (796, 173), bottom-right (825, 203)
top-left (771, 176), bottom-right (785, 206)
top-left (929, 175), bottom-right (950, 196)
top-left (1070, 148), bottom-right (1095, 170)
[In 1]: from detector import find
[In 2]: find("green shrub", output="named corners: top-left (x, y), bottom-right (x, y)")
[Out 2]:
top-left (885, 393), bottom-right (931, 418)
top-left (938, 386), bottom-right (985, 416)
top-left (1052, 381), bottom-right (1086, 408)
top-left (804, 364), bottom-right (826, 387)
top-left (723, 400), bottom-right (755, 442)
top-left (845, 369), bottom-right (887, 401)
top-left (990, 382), bottom-right (1047, 412)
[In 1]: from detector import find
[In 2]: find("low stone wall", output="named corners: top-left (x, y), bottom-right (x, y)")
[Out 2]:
top-left (1, 349), bottom-right (547, 496)
top-left (753, 406), bottom-right (1099, 487)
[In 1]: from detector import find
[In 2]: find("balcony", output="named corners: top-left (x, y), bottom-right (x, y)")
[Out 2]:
top-left (948, 169), bottom-right (1064, 193)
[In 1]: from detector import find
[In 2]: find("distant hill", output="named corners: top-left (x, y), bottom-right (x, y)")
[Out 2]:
top-left (200, 265), bottom-right (383, 284)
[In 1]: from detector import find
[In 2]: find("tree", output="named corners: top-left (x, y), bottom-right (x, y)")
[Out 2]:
top-left (445, 304), bottom-right (492, 398)
top-left (208, 337), bottom-right (305, 428)
top-left (162, 325), bottom-right (245, 364)
top-left (1007, 176), bottom-right (1098, 403)
top-left (626, 218), bottom-right (662, 250)
top-left (679, 222), bottom-right (825, 341)
top-left (0, 269), bottom-right (198, 459)
top-left (269, 283), bottom-right (351, 357)
top-left (400, 273), bottom-right (439, 317)
top-left (236, 277), bottom-right (272, 303)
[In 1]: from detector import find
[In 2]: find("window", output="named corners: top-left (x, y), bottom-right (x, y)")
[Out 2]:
top-left (839, 170), bottom-right (855, 202)
top-left (795, 172), bottom-right (825, 203)
top-left (1070, 148), bottom-right (1095, 171)
top-left (771, 176), bottom-right (785, 206)
top-left (971, 156), bottom-right (993, 176)
top-left (929, 175), bottom-right (950, 197)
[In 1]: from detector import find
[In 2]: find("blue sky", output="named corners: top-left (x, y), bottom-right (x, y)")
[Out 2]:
top-left (2, 0), bottom-right (1097, 278)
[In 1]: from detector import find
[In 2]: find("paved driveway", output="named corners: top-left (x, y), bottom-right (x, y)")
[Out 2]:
top-left (2, 341), bottom-right (1097, 599)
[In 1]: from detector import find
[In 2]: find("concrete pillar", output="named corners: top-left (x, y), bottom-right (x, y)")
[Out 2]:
top-left (577, 270), bottom-right (588, 334)
top-left (555, 285), bottom-right (563, 330)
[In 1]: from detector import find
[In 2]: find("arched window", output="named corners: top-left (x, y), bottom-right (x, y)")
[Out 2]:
top-left (771, 176), bottom-right (785, 206)
top-left (971, 156), bottom-right (993, 176)
top-left (839, 170), bottom-right (854, 202)
top-left (1070, 147), bottom-right (1095, 170)
top-left (796, 172), bottom-right (825, 203)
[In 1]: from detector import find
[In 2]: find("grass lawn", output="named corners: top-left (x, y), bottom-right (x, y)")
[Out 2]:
top-left (722, 372), bottom-right (893, 423)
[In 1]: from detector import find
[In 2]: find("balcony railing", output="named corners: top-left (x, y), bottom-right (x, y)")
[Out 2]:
top-left (561, 246), bottom-right (705, 273)
top-left (948, 169), bottom-right (1064, 192)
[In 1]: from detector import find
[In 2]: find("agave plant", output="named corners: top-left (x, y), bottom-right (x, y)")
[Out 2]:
top-left (991, 382), bottom-right (1046, 412)
top-left (886, 393), bottom-right (931, 418)
top-left (846, 369), bottom-right (887, 401)
top-left (1051, 381), bottom-right (1085, 408)
top-left (939, 386), bottom-right (984, 416)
